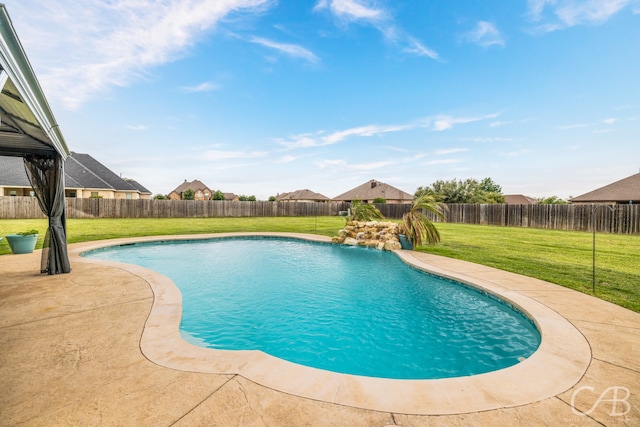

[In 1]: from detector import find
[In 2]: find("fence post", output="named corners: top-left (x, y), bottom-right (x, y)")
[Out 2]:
top-left (592, 204), bottom-right (616, 293)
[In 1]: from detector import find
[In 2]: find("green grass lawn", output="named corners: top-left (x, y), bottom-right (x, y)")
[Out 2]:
top-left (1, 217), bottom-right (638, 312)
top-left (419, 223), bottom-right (640, 312)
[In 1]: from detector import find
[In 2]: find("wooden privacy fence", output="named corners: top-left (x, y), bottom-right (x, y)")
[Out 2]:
top-left (1, 197), bottom-right (639, 234)
top-left (428, 203), bottom-right (640, 234)
top-left (0, 197), bottom-right (349, 220)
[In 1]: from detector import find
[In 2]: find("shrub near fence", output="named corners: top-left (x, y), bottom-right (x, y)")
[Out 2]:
top-left (1, 197), bottom-right (638, 234)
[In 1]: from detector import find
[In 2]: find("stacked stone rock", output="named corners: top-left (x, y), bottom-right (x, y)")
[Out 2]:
top-left (332, 221), bottom-right (402, 251)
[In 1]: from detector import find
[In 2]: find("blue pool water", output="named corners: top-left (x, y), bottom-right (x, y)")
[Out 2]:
top-left (84, 237), bottom-right (541, 379)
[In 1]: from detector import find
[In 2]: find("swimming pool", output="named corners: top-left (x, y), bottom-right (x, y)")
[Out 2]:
top-left (84, 236), bottom-right (540, 379)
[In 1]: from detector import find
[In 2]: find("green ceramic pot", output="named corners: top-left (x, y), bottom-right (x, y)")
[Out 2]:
top-left (5, 234), bottom-right (39, 254)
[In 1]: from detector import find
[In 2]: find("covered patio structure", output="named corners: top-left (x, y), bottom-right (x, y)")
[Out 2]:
top-left (0, 5), bottom-right (71, 274)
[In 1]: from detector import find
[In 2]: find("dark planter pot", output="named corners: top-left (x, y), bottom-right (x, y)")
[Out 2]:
top-left (5, 234), bottom-right (39, 254)
top-left (398, 234), bottom-right (414, 250)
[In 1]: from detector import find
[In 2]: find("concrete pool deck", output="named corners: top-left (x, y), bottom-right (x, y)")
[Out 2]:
top-left (1, 233), bottom-right (639, 426)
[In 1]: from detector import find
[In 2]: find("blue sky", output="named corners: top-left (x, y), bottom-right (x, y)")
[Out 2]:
top-left (6, 0), bottom-right (640, 200)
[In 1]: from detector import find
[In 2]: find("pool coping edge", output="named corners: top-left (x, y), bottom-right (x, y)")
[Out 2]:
top-left (69, 232), bottom-right (591, 415)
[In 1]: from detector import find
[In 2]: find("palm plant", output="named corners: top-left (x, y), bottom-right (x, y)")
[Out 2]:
top-left (400, 195), bottom-right (446, 247)
top-left (347, 198), bottom-right (384, 223)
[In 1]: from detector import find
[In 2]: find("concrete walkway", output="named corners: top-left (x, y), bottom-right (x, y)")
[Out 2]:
top-left (1, 236), bottom-right (639, 426)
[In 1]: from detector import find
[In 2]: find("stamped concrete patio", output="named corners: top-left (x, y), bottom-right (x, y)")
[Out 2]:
top-left (1, 234), bottom-right (638, 426)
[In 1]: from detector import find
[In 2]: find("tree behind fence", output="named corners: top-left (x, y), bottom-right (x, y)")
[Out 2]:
top-left (1, 197), bottom-right (638, 234)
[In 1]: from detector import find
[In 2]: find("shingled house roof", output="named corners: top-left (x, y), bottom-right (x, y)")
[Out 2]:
top-left (571, 172), bottom-right (640, 204)
top-left (170, 179), bottom-right (211, 195)
top-left (66, 152), bottom-right (147, 192)
top-left (0, 156), bottom-right (31, 187)
top-left (124, 179), bottom-right (152, 195)
top-left (0, 153), bottom-right (150, 195)
top-left (275, 189), bottom-right (330, 202)
top-left (332, 179), bottom-right (413, 203)
top-left (505, 194), bottom-right (538, 205)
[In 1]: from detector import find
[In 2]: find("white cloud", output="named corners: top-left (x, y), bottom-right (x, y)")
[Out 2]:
top-left (558, 123), bottom-right (589, 130)
top-left (527, 0), bottom-right (634, 31)
top-left (593, 128), bottom-right (614, 134)
top-left (277, 155), bottom-right (297, 163)
top-left (558, 116), bottom-right (633, 130)
top-left (500, 148), bottom-right (531, 157)
top-left (125, 124), bottom-right (147, 131)
top-left (274, 132), bottom-right (323, 149)
top-left (322, 124), bottom-right (412, 144)
top-left (462, 21), bottom-right (505, 48)
top-left (249, 37), bottom-right (320, 63)
top-left (10, 0), bottom-right (273, 109)
top-left (423, 158), bottom-right (464, 165)
top-left (528, 0), bottom-right (552, 20)
top-left (383, 145), bottom-right (410, 153)
top-left (432, 118), bottom-right (459, 131)
top-left (316, 158), bottom-right (396, 170)
top-left (203, 150), bottom-right (268, 160)
top-left (490, 120), bottom-right (510, 127)
top-left (429, 112), bottom-right (500, 131)
top-left (314, 0), bottom-right (384, 21)
top-left (349, 160), bottom-right (397, 170)
top-left (403, 38), bottom-right (440, 60)
top-left (276, 123), bottom-right (412, 149)
top-left (556, 0), bottom-right (631, 26)
top-left (434, 148), bottom-right (469, 155)
top-left (315, 150), bottom-right (426, 172)
top-left (315, 0), bottom-right (439, 61)
top-left (276, 112), bottom-right (499, 149)
top-left (180, 81), bottom-right (220, 92)
top-left (459, 137), bottom-right (516, 143)
top-left (316, 159), bottom-right (347, 169)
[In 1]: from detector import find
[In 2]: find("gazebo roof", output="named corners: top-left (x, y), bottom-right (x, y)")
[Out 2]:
top-left (0, 5), bottom-right (69, 159)
top-left (0, 5), bottom-right (71, 275)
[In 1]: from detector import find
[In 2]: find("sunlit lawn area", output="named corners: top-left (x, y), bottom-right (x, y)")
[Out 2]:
top-left (1, 217), bottom-right (638, 312)
top-left (422, 223), bottom-right (640, 313)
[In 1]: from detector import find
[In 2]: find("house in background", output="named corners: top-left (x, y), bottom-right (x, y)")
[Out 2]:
top-left (504, 194), bottom-right (538, 205)
top-left (0, 156), bottom-right (34, 196)
top-left (0, 153), bottom-right (151, 199)
top-left (64, 152), bottom-right (151, 199)
top-left (167, 180), bottom-right (238, 201)
top-left (571, 172), bottom-right (640, 204)
top-left (168, 179), bottom-right (212, 200)
top-left (275, 189), bottom-right (330, 203)
top-left (223, 192), bottom-right (240, 202)
top-left (332, 179), bottom-right (413, 204)
top-left (125, 179), bottom-right (151, 197)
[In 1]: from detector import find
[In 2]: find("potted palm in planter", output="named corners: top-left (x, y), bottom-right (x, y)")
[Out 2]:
top-left (398, 195), bottom-right (446, 250)
top-left (5, 229), bottom-right (40, 254)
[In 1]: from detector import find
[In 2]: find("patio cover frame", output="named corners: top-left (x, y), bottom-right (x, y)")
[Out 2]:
top-left (0, 4), bottom-right (71, 274)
